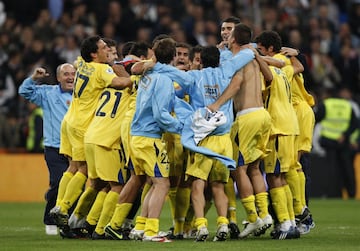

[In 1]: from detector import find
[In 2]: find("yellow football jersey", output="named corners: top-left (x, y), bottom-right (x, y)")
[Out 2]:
top-left (64, 57), bottom-right (118, 130)
top-left (274, 53), bottom-right (315, 107)
top-left (264, 66), bottom-right (299, 136)
top-left (84, 88), bottom-right (127, 149)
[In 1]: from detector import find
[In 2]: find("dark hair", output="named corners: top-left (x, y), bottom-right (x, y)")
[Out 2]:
top-left (254, 30), bottom-right (282, 53)
top-left (80, 35), bottom-right (102, 62)
top-left (125, 41), bottom-right (151, 73)
top-left (189, 45), bottom-right (203, 61)
top-left (151, 34), bottom-right (171, 48)
top-left (232, 23), bottom-right (252, 46)
top-left (153, 38), bottom-right (176, 64)
top-left (222, 16), bottom-right (241, 24)
top-left (129, 41), bottom-right (151, 58)
top-left (176, 42), bottom-right (191, 50)
top-left (200, 45), bottom-right (219, 68)
top-left (121, 41), bottom-right (136, 57)
top-left (103, 38), bottom-right (117, 48)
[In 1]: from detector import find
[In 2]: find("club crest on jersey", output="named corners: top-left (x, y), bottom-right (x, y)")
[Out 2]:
top-left (106, 67), bottom-right (114, 74)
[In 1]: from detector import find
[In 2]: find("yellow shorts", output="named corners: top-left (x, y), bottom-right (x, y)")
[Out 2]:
top-left (130, 136), bottom-right (170, 178)
top-left (186, 134), bottom-right (231, 183)
top-left (294, 102), bottom-right (315, 153)
top-left (85, 143), bottom-right (127, 183)
top-left (263, 135), bottom-right (297, 174)
top-left (120, 114), bottom-right (133, 168)
top-left (59, 119), bottom-right (72, 158)
top-left (60, 120), bottom-right (86, 161)
top-left (163, 132), bottom-right (185, 177)
top-left (232, 108), bottom-right (272, 166)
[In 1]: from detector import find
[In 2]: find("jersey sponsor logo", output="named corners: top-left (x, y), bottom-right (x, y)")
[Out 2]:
top-left (204, 84), bottom-right (220, 99)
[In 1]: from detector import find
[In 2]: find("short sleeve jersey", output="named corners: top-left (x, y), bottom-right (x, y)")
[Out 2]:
top-left (64, 57), bottom-right (117, 130)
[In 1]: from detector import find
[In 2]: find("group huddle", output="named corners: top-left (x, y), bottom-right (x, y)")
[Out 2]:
top-left (19, 17), bottom-right (315, 243)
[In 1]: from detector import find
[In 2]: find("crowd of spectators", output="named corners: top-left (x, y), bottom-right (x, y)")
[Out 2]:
top-left (0, 0), bottom-right (359, 151)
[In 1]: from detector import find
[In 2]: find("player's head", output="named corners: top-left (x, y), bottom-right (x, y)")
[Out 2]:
top-left (200, 45), bottom-right (219, 68)
top-left (153, 38), bottom-right (176, 64)
top-left (174, 42), bottom-right (191, 70)
top-left (103, 38), bottom-right (119, 64)
top-left (57, 63), bottom-right (76, 92)
top-left (129, 41), bottom-right (152, 60)
top-left (121, 41), bottom-right (152, 74)
top-left (220, 16), bottom-right (241, 45)
top-left (230, 23), bottom-right (252, 48)
top-left (189, 45), bottom-right (203, 70)
top-left (121, 41), bottom-right (136, 58)
top-left (80, 35), bottom-right (108, 63)
top-left (151, 34), bottom-right (171, 48)
top-left (254, 30), bottom-right (282, 56)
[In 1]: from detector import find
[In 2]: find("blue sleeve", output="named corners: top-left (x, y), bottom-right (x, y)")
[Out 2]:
top-left (220, 48), bottom-right (255, 79)
top-left (18, 78), bottom-right (45, 107)
top-left (155, 63), bottom-right (193, 91)
top-left (219, 48), bottom-right (232, 64)
top-left (152, 76), bottom-right (183, 134)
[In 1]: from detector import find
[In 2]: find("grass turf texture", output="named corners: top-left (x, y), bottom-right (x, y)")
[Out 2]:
top-left (1, 199), bottom-right (359, 251)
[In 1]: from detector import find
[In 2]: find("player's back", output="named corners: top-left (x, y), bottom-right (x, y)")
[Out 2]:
top-left (273, 53), bottom-right (314, 107)
top-left (84, 88), bottom-right (127, 149)
top-left (65, 58), bottom-right (116, 131)
top-left (233, 59), bottom-right (264, 112)
top-left (264, 66), bottom-right (299, 136)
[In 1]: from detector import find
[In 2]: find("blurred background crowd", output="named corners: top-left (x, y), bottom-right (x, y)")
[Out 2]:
top-left (0, 0), bottom-right (359, 152)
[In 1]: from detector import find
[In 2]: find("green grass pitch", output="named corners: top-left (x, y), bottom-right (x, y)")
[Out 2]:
top-left (1, 199), bottom-right (359, 251)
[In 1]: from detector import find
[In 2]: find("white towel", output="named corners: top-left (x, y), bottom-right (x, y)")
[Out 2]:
top-left (191, 107), bottom-right (227, 145)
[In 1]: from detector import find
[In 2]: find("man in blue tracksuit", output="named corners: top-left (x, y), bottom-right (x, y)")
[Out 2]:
top-left (18, 63), bottom-right (75, 235)
top-left (129, 38), bottom-right (183, 242)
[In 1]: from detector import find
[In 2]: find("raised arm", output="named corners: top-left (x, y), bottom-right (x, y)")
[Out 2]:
top-left (281, 47), bottom-right (304, 74)
top-left (290, 56), bottom-right (304, 74)
top-left (262, 56), bottom-right (285, 68)
top-left (18, 67), bottom-right (49, 106)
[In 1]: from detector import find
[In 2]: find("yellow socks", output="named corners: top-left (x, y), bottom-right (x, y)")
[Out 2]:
top-left (217, 216), bottom-right (229, 226)
top-left (174, 187), bottom-right (191, 235)
top-left (269, 186), bottom-right (290, 223)
top-left (284, 184), bottom-right (295, 221)
top-left (225, 177), bottom-right (237, 223)
top-left (95, 191), bottom-right (119, 235)
top-left (144, 218), bottom-right (159, 237)
top-left (184, 205), bottom-right (195, 233)
top-left (194, 217), bottom-right (208, 230)
top-left (60, 172), bottom-right (87, 214)
top-left (255, 192), bottom-right (269, 219)
top-left (110, 203), bottom-right (133, 230)
top-left (134, 215), bottom-right (146, 231)
top-left (298, 170), bottom-right (306, 207)
top-left (56, 171), bottom-right (74, 206)
top-left (72, 186), bottom-right (98, 219)
top-left (285, 168), bottom-right (302, 215)
top-left (86, 190), bottom-right (107, 226)
top-left (241, 195), bottom-right (258, 223)
top-left (168, 186), bottom-right (177, 220)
